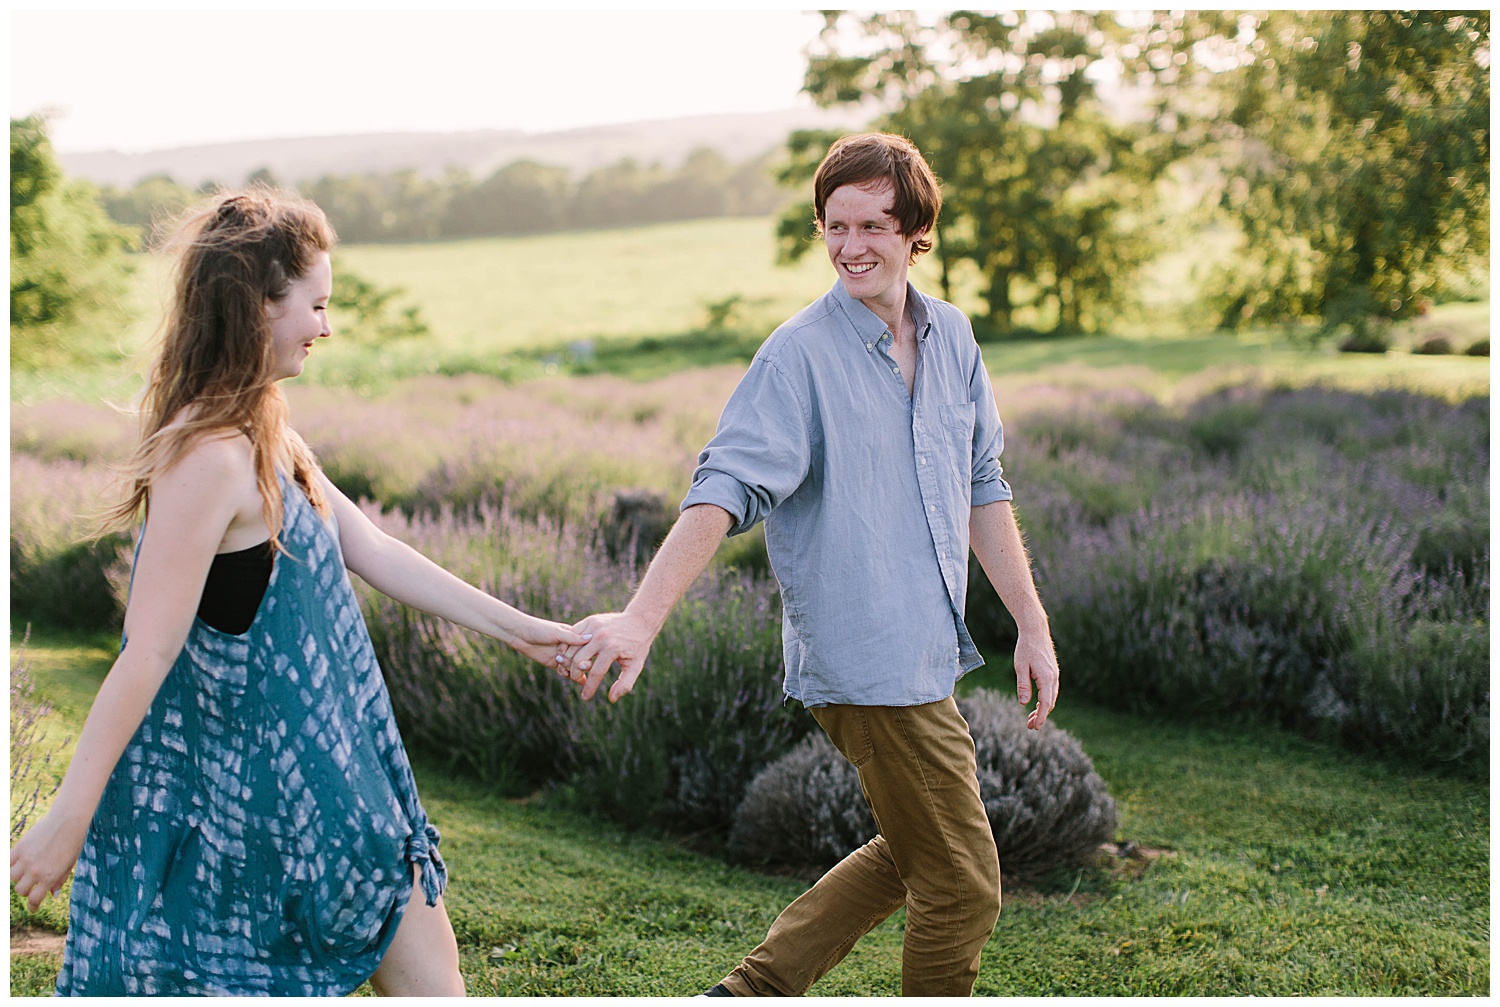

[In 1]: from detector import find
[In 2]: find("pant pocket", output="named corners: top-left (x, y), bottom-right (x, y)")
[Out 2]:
top-left (812, 705), bottom-right (875, 768)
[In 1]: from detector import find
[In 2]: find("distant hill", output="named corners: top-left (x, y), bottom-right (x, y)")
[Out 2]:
top-left (59, 107), bottom-right (871, 188)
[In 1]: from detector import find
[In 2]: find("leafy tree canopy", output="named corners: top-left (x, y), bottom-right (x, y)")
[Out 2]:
top-left (781, 10), bottom-right (1489, 338)
top-left (1207, 10), bottom-right (1490, 334)
top-left (11, 115), bottom-right (137, 368)
top-left (781, 10), bottom-right (1207, 335)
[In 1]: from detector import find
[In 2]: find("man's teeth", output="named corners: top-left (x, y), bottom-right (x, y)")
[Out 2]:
top-left (846, 263), bottom-right (875, 274)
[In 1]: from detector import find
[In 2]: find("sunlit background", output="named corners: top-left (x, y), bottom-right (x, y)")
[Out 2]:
top-left (12, 10), bottom-right (829, 152)
top-left (8, 11), bottom-right (1490, 997)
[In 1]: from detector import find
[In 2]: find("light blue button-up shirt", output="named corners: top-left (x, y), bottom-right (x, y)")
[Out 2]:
top-left (682, 281), bottom-right (1011, 707)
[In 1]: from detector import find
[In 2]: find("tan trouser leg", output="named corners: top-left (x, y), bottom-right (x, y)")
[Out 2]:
top-left (720, 697), bottom-right (1000, 996)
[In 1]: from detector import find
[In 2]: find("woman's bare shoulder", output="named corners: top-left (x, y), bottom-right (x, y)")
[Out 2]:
top-left (156, 421), bottom-right (255, 490)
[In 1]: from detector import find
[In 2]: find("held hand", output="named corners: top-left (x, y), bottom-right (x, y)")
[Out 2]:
top-left (507, 616), bottom-right (590, 670)
top-left (10, 808), bottom-right (85, 913)
top-left (565, 611), bottom-right (657, 703)
top-left (1014, 630), bottom-right (1060, 730)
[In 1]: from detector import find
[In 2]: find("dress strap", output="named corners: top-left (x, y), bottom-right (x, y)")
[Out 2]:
top-left (404, 820), bottom-right (448, 907)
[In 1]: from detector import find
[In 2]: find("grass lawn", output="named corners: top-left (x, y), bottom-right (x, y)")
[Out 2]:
top-left (9, 630), bottom-right (1487, 996)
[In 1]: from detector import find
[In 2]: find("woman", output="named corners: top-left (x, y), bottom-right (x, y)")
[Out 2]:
top-left (8, 190), bottom-right (583, 995)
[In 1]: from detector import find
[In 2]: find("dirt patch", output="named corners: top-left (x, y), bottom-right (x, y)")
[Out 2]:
top-left (1098, 840), bottom-right (1177, 882)
top-left (11, 926), bottom-right (65, 956)
top-left (1004, 841), bottom-right (1176, 906)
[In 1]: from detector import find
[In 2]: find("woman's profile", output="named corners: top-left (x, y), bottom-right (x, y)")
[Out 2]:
top-left (8, 189), bottom-right (583, 996)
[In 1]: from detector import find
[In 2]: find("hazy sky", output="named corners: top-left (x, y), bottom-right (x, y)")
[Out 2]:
top-left (11, 10), bottom-right (830, 153)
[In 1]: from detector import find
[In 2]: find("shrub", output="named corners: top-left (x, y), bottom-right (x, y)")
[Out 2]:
top-left (10, 453), bottom-right (130, 633)
top-left (567, 578), bottom-right (801, 833)
top-left (357, 500), bottom-right (806, 833)
top-left (997, 384), bottom-right (1488, 770)
top-left (597, 488), bottom-right (675, 567)
top-left (1334, 614), bottom-right (1489, 767)
top-left (727, 690), bottom-right (1118, 882)
top-left (1413, 335), bottom-right (1454, 355)
top-left (725, 730), bottom-right (875, 869)
top-left (1338, 328), bottom-right (1391, 353)
top-left (11, 633), bottom-right (65, 841)
top-left (358, 502), bottom-right (609, 791)
top-left (1463, 338), bottom-right (1489, 356)
top-left (1043, 489), bottom-right (1418, 724)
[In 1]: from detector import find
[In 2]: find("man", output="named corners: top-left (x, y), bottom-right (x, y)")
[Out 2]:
top-left (561, 132), bottom-right (1059, 997)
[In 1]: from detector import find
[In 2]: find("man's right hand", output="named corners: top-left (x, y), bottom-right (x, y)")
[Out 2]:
top-left (560, 504), bottom-right (732, 704)
top-left (566, 610), bottom-right (658, 703)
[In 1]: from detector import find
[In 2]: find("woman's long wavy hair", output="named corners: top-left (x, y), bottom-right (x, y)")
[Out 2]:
top-left (101, 189), bottom-right (336, 550)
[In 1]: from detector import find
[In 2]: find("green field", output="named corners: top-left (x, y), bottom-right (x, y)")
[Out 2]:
top-left (9, 631), bottom-right (1488, 996)
top-left (12, 216), bottom-right (1489, 403)
top-left (8, 214), bottom-right (1490, 995)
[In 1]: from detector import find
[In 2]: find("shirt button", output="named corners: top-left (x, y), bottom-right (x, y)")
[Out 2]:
top-left (928, 504), bottom-right (936, 513)
top-left (892, 366), bottom-right (900, 375)
top-left (865, 342), bottom-right (872, 350)
top-left (955, 646), bottom-right (962, 656)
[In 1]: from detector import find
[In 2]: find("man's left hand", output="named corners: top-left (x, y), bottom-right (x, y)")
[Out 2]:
top-left (1014, 631), bottom-right (1059, 729)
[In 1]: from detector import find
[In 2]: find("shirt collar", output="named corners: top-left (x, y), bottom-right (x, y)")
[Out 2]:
top-left (830, 281), bottom-right (932, 343)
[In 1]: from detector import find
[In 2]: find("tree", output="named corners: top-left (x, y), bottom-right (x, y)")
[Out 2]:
top-left (1207, 11), bottom-right (1489, 334)
top-left (11, 115), bottom-right (137, 368)
top-left (442, 160), bottom-right (571, 237)
top-left (328, 262), bottom-right (430, 344)
top-left (780, 11), bottom-right (1204, 334)
top-left (97, 174), bottom-right (197, 238)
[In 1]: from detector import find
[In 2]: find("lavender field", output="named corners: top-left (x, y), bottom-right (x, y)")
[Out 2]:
top-left (11, 359), bottom-right (1488, 846)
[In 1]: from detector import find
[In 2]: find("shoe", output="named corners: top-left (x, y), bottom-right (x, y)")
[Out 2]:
top-left (694, 983), bottom-right (733, 997)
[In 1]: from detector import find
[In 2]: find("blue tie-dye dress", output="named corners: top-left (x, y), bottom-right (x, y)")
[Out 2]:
top-left (56, 476), bottom-right (447, 996)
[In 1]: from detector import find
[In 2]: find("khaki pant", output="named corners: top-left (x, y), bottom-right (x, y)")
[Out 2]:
top-left (720, 697), bottom-right (1001, 997)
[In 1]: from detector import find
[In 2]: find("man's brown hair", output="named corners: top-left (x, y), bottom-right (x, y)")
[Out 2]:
top-left (812, 132), bottom-right (942, 262)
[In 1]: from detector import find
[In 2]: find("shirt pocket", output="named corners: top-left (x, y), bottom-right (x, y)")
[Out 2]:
top-left (938, 402), bottom-right (976, 486)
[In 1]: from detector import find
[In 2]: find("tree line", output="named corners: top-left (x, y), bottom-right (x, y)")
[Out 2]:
top-left (776, 10), bottom-right (1488, 337)
top-left (13, 11), bottom-right (1490, 357)
top-left (96, 148), bottom-right (787, 245)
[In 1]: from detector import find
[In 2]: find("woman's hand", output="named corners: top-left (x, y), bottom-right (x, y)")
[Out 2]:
top-left (507, 615), bottom-right (590, 670)
top-left (10, 806), bottom-right (88, 913)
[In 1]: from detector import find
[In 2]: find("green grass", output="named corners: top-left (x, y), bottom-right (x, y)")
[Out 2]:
top-left (12, 215), bottom-right (1487, 403)
top-left (9, 631), bottom-right (1487, 996)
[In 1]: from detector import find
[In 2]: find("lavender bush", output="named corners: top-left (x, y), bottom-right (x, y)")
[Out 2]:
top-left (11, 634), bottom-right (66, 841)
top-left (727, 690), bottom-right (1118, 881)
top-left (1008, 386), bottom-right (1489, 769)
top-left (566, 574), bottom-right (799, 832)
top-left (10, 453), bottom-right (131, 632)
top-left (356, 499), bottom-right (806, 830)
top-left (12, 376), bottom-right (1487, 783)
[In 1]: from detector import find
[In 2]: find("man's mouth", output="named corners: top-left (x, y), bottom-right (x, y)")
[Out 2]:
top-left (845, 263), bottom-right (876, 275)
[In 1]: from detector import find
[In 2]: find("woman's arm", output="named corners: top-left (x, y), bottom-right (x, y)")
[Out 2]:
top-left (10, 438), bottom-right (250, 911)
top-left (318, 473), bottom-right (586, 666)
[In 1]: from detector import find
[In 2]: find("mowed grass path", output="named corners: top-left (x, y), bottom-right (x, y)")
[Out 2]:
top-left (9, 632), bottom-right (1487, 996)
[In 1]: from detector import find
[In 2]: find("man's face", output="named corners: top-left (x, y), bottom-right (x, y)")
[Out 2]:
top-left (823, 180), bottom-right (923, 311)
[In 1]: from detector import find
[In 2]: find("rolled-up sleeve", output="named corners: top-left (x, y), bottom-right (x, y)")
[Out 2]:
top-left (682, 356), bottom-right (813, 536)
top-left (968, 349), bottom-right (1012, 506)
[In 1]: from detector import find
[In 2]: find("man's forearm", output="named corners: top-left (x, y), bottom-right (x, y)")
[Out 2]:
top-left (969, 500), bottom-right (1049, 632)
top-left (625, 503), bottom-right (734, 633)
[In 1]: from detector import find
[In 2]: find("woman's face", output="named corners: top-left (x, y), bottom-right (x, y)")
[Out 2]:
top-left (265, 252), bottom-right (332, 381)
